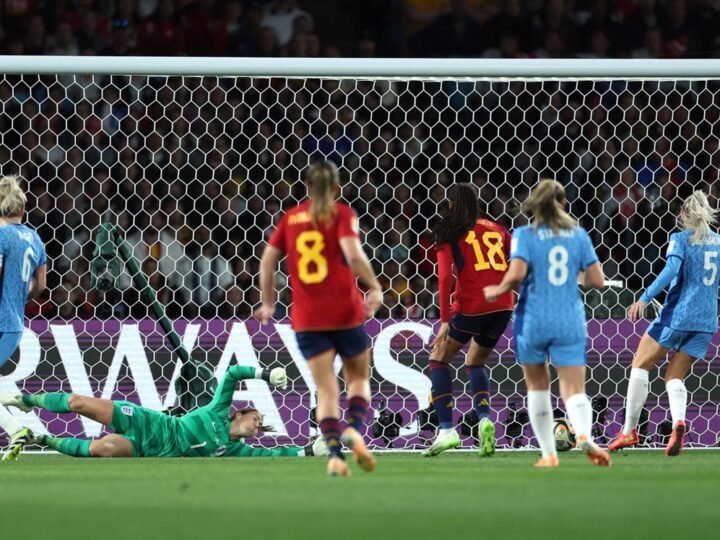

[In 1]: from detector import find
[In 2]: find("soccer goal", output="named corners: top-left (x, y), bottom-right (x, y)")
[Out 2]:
top-left (2, 56), bottom-right (720, 451)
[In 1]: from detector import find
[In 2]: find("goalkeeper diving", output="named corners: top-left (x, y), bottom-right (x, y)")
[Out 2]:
top-left (1, 365), bottom-right (327, 459)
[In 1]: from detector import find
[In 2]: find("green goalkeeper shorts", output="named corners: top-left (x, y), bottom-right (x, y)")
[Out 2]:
top-left (110, 401), bottom-right (181, 457)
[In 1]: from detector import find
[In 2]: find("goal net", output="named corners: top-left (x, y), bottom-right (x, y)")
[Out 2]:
top-left (1, 58), bottom-right (719, 451)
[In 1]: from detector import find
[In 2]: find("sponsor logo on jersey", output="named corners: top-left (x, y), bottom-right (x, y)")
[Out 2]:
top-left (215, 446), bottom-right (227, 456)
top-left (121, 405), bottom-right (134, 416)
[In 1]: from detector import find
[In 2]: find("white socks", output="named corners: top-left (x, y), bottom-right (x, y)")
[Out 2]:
top-left (666, 378), bottom-right (687, 425)
top-left (0, 403), bottom-right (22, 437)
top-left (527, 389), bottom-right (556, 458)
top-left (439, 428), bottom-right (456, 437)
top-left (565, 393), bottom-right (593, 441)
top-left (623, 368), bottom-right (649, 435)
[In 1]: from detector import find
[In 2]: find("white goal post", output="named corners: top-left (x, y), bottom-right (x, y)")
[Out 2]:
top-left (2, 56), bottom-right (720, 452)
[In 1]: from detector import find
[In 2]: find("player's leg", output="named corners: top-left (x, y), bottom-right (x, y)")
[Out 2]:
top-left (305, 341), bottom-right (348, 476)
top-left (554, 352), bottom-right (610, 467)
top-left (663, 351), bottom-right (692, 457)
top-left (340, 339), bottom-right (376, 473)
top-left (662, 332), bottom-right (709, 456)
top-left (1, 391), bottom-right (116, 424)
top-left (465, 340), bottom-right (495, 456)
top-left (609, 327), bottom-right (670, 451)
top-left (521, 360), bottom-right (558, 468)
top-left (464, 311), bottom-right (512, 457)
top-left (33, 433), bottom-right (134, 458)
top-left (89, 434), bottom-right (135, 457)
top-left (423, 326), bottom-right (466, 457)
top-left (0, 332), bottom-right (30, 461)
top-left (1, 393), bottom-right (117, 461)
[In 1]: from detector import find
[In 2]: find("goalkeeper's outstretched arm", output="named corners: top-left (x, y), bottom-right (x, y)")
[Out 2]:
top-left (209, 365), bottom-right (288, 415)
top-left (223, 436), bottom-right (328, 458)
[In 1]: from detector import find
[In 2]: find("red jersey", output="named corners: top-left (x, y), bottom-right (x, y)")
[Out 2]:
top-left (268, 201), bottom-right (366, 331)
top-left (436, 218), bottom-right (514, 322)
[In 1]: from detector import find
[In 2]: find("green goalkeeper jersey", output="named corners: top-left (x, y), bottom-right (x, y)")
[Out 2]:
top-left (174, 365), bottom-right (300, 458)
top-left (114, 365), bottom-right (302, 458)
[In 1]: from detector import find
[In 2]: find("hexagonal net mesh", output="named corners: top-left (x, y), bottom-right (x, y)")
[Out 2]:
top-left (2, 70), bottom-right (719, 451)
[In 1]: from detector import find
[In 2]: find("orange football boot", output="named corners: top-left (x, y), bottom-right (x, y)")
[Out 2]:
top-left (327, 456), bottom-right (351, 477)
top-left (577, 436), bottom-right (612, 467)
top-left (665, 420), bottom-right (686, 457)
top-left (607, 430), bottom-right (639, 452)
top-left (341, 427), bottom-right (376, 472)
top-left (534, 455), bottom-right (560, 468)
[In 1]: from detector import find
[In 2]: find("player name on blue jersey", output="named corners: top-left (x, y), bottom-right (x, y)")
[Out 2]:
top-left (659, 230), bottom-right (720, 334)
top-left (511, 224), bottom-right (598, 343)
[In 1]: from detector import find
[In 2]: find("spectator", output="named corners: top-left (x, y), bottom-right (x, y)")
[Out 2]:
top-left (24, 14), bottom-right (46, 54)
top-left (254, 26), bottom-right (278, 56)
top-left (183, 0), bottom-right (227, 56)
top-left (531, 0), bottom-right (577, 53)
top-left (47, 21), bottom-right (79, 55)
top-left (102, 18), bottom-right (135, 55)
top-left (408, 0), bottom-right (484, 57)
top-left (261, 0), bottom-right (313, 48)
top-left (137, 0), bottom-right (185, 56)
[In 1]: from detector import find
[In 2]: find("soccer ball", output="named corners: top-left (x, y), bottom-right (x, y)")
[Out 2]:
top-left (553, 418), bottom-right (576, 452)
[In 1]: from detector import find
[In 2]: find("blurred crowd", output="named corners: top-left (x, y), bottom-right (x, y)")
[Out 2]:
top-left (2, 70), bottom-right (716, 321)
top-left (0, 0), bottom-right (719, 321)
top-left (2, 0), bottom-right (720, 60)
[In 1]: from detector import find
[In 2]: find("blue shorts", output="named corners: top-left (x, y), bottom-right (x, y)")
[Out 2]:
top-left (295, 325), bottom-right (369, 360)
top-left (448, 311), bottom-right (512, 348)
top-left (0, 331), bottom-right (22, 369)
top-left (514, 335), bottom-right (587, 367)
top-left (647, 320), bottom-right (713, 359)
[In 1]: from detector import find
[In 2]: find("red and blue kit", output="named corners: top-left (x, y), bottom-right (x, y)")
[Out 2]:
top-left (269, 201), bottom-right (366, 332)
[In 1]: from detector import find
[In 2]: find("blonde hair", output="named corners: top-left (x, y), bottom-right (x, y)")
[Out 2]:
top-left (306, 161), bottom-right (339, 226)
top-left (524, 179), bottom-right (575, 233)
top-left (0, 175), bottom-right (27, 218)
top-left (680, 190), bottom-right (718, 243)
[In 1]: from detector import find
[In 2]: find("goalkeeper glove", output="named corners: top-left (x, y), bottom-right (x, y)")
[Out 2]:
top-left (261, 367), bottom-right (288, 390)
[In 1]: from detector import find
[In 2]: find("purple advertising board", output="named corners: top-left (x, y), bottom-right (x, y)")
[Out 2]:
top-left (2, 318), bottom-right (719, 449)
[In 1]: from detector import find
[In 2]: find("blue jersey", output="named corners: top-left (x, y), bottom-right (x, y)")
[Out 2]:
top-left (511, 224), bottom-right (598, 342)
top-left (0, 224), bottom-right (47, 332)
top-left (656, 230), bottom-right (720, 334)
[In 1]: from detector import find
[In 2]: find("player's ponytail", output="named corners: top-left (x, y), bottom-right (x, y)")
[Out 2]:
top-left (432, 183), bottom-right (479, 245)
top-left (524, 179), bottom-right (575, 234)
top-left (680, 190), bottom-right (718, 243)
top-left (306, 161), bottom-right (339, 227)
top-left (0, 175), bottom-right (27, 218)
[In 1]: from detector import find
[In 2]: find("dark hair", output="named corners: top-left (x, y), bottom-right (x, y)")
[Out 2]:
top-left (306, 160), bottom-right (339, 226)
top-left (233, 407), bottom-right (274, 433)
top-left (432, 183), bottom-right (479, 245)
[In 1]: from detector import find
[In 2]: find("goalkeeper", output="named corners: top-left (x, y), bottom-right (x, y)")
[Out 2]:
top-left (0, 365), bottom-right (327, 459)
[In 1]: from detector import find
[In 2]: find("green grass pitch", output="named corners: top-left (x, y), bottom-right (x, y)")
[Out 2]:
top-left (2, 451), bottom-right (720, 539)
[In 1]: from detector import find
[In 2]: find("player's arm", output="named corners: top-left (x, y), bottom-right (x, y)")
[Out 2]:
top-left (484, 258), bottom-right (527, 302)
top-left (430, 244), bottom-right (453, 348)
top-left (255, 216), bottom-right (286, 324)
top-left (339, 235), bottom-right (382, 317)
top-left (577, 229), bottom-right (604, 289)
top-left (485, 228), bottom-right (528, 301)
top-left (628, 256), bottom-right (682, 321)
top-left (222, 437), bottom-right (328, 458)
top-left (628, 235), bottom-right (683, 321)
top-left (577, 262), bottom-right (605, 288)
top-left (28, 264), bottom-right (47, 301)
top-left (255, 244), bottom-right (283, 324)
top-left (209, 365), bottom-right (288, 414)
